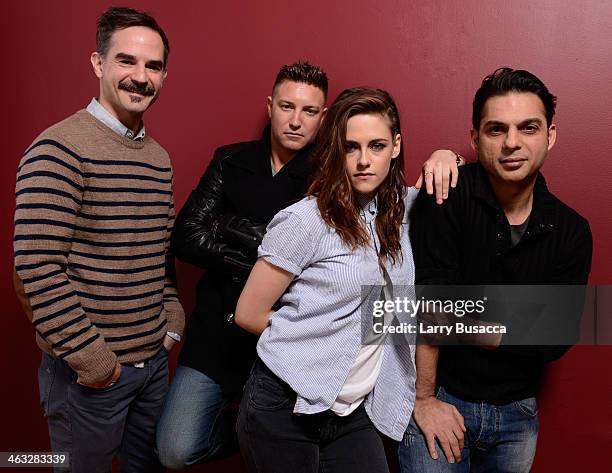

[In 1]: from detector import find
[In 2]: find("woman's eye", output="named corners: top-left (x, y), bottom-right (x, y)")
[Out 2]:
top-left (371, 143), bottom-right (385, 151)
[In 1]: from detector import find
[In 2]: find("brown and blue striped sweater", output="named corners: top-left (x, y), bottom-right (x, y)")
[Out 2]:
top-left (14, 110), bottom-right (184, 384)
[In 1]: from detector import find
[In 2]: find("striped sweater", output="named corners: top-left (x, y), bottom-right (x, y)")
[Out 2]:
top-left (14, 110), bottom-right (184, 384)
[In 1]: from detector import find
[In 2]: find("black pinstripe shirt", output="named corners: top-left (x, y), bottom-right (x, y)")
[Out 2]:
top-left (409, 162), bottom-right (592, 404)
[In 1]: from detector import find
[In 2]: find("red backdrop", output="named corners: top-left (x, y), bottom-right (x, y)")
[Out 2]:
top-left (2, 1), bottom-right (611, 471)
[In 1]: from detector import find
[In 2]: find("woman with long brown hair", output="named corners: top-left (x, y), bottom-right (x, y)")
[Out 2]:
top-left (234, 87), bottom-right (454, 472)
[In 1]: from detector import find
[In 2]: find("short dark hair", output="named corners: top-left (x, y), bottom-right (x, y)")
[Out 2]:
top-left (272, 61), bottom-right (329, 99)
top-left (96, 7), bottom-right (170, 67)
top-left (472, 67), bottom-right (557, 129)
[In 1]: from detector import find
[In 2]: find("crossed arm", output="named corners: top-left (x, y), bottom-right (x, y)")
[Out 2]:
top-left (235, 259), bottom-right (294, 335)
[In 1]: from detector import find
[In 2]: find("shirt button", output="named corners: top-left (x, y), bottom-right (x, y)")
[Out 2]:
top-left (497, 233), bottom-right (503, 240)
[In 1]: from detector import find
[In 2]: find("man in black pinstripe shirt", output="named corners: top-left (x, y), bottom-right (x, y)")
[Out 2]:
top-left (401, 68), bottom-right (592, 473)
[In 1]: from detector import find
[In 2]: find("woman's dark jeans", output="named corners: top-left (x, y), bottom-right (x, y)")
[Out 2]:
top-left (236, 358), bottom-right (389, 473)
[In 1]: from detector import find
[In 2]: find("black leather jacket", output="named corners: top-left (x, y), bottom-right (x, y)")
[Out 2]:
top-left (171, 141), bottom-right (261, 279)
top-left (172, 127), bottom-right (311, 393)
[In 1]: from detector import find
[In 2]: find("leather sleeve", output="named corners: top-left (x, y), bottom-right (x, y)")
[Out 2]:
top-left (170, 147), bottom-right (254, 277)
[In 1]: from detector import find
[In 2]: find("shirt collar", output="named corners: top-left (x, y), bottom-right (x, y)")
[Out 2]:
top-left (358, 194), bottom-right (378, 224)
top-left (264, 124), bottom-right (313, 179)
top-left (229, 124), bottom-right (312, 180)
top-left (472, 161), bottom-right (556, 235)
top-left (86, 98), bottom-right (146, 141)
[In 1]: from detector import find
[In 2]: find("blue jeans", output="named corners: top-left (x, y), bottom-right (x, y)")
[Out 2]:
top-left (39, 348), bottom-right (169, 473)
top-left (155, 365), bottom-right (239, 469)
top-left (398, 387), bottom-right (538, 473)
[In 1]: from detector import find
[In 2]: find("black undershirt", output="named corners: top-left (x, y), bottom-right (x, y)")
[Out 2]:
top-left (510, 215), bottom-right (530, 246)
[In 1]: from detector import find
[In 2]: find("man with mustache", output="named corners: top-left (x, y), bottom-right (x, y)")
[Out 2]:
top-left (13, 7), bottom-right (183, 472)
top-left (156, 62), bottom-right (464, 468)
top-left (119, 79), bottom-right (156, 98)
top-left (401, 68), bottom-right (592, 472)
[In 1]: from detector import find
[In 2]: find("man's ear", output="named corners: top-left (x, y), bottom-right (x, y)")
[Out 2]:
top-left (266, 96), bottom-right (273, 119)
top-left (320, 107), bottom-right (328, 123)
top-left (547, 123), bottom-right (557, 152)
top-left (470, 128), bottom-right (479, 152)
top-left (90, 52), bottom-right (103, 79)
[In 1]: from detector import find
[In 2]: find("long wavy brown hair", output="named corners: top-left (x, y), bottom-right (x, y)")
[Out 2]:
top-left (306, 87), bottom-right (406, 266)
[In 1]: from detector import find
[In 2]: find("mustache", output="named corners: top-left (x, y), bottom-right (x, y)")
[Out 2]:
top-left (118, 80), bottom-right (155, 97)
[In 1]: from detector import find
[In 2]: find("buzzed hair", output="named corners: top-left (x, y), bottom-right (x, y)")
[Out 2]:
top-left (272, 61), bottom-right (328, 99)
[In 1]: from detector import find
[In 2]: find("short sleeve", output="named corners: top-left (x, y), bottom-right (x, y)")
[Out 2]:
top-left (258, 210), bottom-right (315, 276)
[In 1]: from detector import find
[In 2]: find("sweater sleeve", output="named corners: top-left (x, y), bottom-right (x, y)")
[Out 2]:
top-left (14, 137), bottom-right (117, 384)
top-left (162, 191), bottom-right (185, 336)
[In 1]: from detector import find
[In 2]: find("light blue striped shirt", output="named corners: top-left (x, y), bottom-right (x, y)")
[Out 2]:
top-left (86, 98), bottom-right (146, 140)
top-left (257, 188), bottom-right (418, 441)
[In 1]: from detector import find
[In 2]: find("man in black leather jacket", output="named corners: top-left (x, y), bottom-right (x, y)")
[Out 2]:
top-left (155, 62), bottom-right (464, 468)
top-left (155, 62), bottom-right (329, 468)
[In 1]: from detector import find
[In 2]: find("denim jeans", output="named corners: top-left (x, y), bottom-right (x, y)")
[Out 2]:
top-left (155, 364), bottom-right (239, 469)
top-left (237, 358), bottom-right (389, 473)
top-left (398, 386), bottom-right (538, 473)
top-left (38, 348), bottom-right (168, 473)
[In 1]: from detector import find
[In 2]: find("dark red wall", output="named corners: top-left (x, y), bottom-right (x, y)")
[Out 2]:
top-left (3, 1), bottom-right (611, 471)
